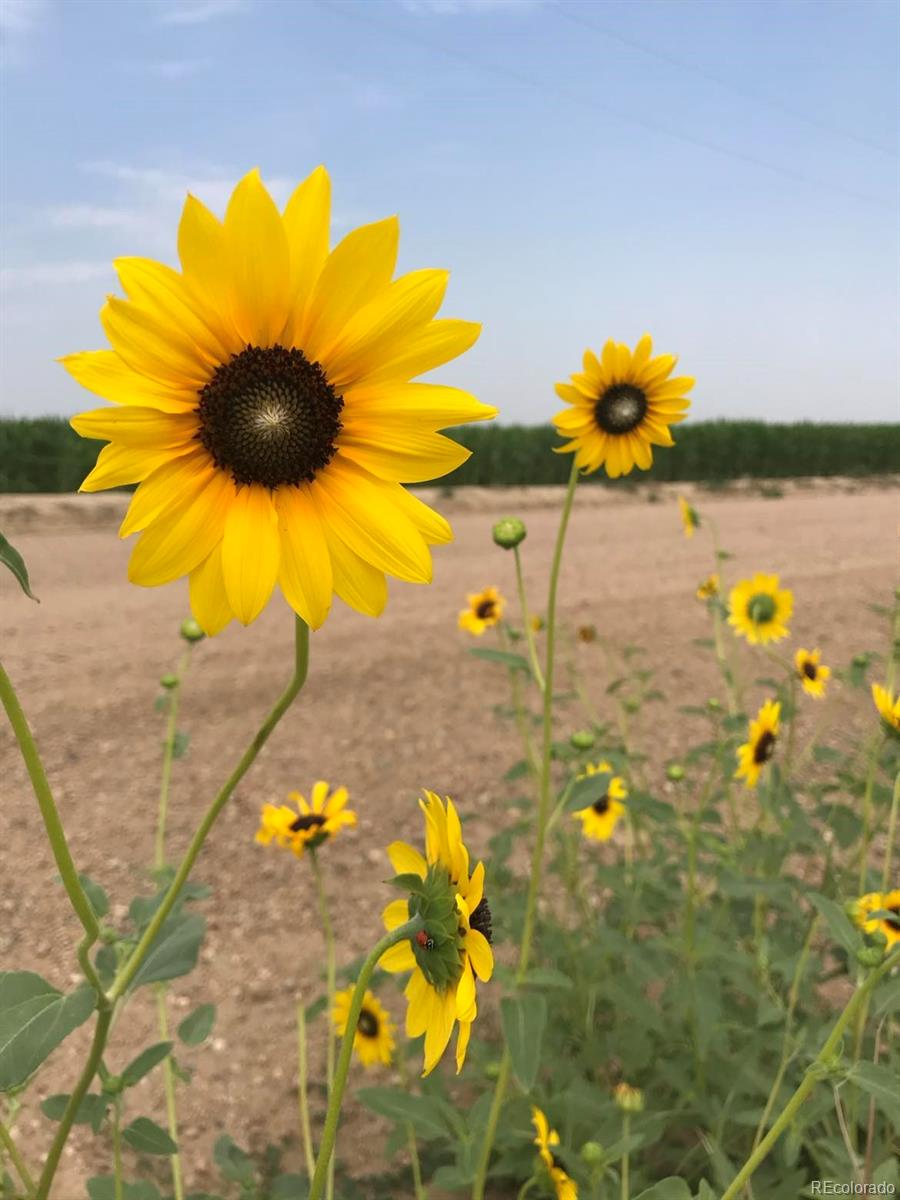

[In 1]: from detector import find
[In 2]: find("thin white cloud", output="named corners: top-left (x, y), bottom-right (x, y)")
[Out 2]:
top-left (0, 0), bottom-right (47, 34)
top-left (145, 58), bottom-right (210, 79)
top-left (399, 0), bottom-right (541, 13)
top-left (1, 261), bottom-right (111, 289)
top-left (158, 0), bottom-right (246, 25)
top-left (47, 204), bottom-right (155, 235)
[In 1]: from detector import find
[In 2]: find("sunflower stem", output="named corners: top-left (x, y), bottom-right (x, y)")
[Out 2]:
top-left (0, 1119), bottom-right (35, 1197)
top-left (720, 949), bottom-right (900, 1200)
top-left (857, 732), bottom-right (883, 894)
top-left (296, 1000), bottom-right (317, 1184)
top-left (108, 616), bottom-right (310, 1003)
top-left (472, 459), bottom-right (580, 1200)
top-left (513, 544), bottom-right (545, 691)
top-left (881, 768), bottom-right (900, 889)
top-left (155, 986), bottom-right (184, 1200)
top-left (620, 1113), bottom-right (631, 1200)
top-left (307, 915), bottom-right (426, 1200)
top-left (112, 1099), bottom-right (124, 1200)
top-left (310, 850), bottom-right (337, 1200)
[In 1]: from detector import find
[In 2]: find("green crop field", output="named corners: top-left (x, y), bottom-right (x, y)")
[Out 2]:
top-left (0, 416), bottom-right (897, 493)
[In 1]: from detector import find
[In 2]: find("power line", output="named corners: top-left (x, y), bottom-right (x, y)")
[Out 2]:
top-left (318, 1), bottom-right (896, 211)
top-left (554, 1), bottom-right (898, 159)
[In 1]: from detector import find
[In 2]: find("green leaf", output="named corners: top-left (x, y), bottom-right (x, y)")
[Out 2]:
top-left (122, 1116), bottom-right (178, 1156)
top-left (850, 1062), bottom-right (900, 1128)
top-left (0, 972), bottom-right (96, 1091)
top-left (129, 913), bottom-right (206, 990)
top-left (357, 1087), bottom-right (451, 1140)
top-left (468, 647), bottom-right (531, 673)
top-left (500, 993), bottom-right (546, 1091)
top-left (213, 1134), bottom-right (255, 1185)
top-left (271, 1176), bottom-right (307, 1199)
top-left (389, 873), bottom-right (427, 896)
top-left (0, 531), bottom-right (38, 601)
top-left (562, 769), bottom-right (614, 813)
top-left (121, 1041), bottom-right (173, 1087)
top-left (87, 1177), bottom-right (162, 1200)
top-left (633, 1179), bottom-right (693, 1200)
top-left (41, 1092), bottom-right (109, 1131)
top-left (178, 1003), bottom-right (216, 1046)
top-left (521, 967), bottom-right (574, 991)
top-left (695, 1182), bottom-right (717, 1200)
top-left (172, 731), bottom-right (191, 759)
top-left (807, 892), bottom-right (860, 957)
top-left (77, 874), bottom-right (109, 919)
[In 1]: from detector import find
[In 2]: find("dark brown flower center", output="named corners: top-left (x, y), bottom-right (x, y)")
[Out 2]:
top-left (470, 896), bottom-right (493, 944)
top-left (289, 812), bottom-right (327, 833)
top-left (592, 794), bottom-right (611, 815)
top-left (196, 345), bottom-right (343, 488)
top-left (753, 730), bottom-right (776, 764)
top-left (594, 383), bottom-right (647, 434)
top-left (884, 905), bottom-right (900, 931)
top-left (802, 661), bottom-right (818, 680)
top-left (476, 599), bottom-right (496, 620)
top-left (357, 1007), bottom-right (380, 1038)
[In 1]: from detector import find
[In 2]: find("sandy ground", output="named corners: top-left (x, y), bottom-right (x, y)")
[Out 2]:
top-left (1, 480), bottom-right (897, 1199)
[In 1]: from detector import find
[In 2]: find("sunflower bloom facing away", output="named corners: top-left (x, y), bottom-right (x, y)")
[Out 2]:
top-left (794, 648), bottom-right (831, 699)
top-left (332, 986), bottom-right (395, 1067)
top-left (255, 781), bottom-right (355, 857)
top-left (728, 574), bottom-right (793, 645)
top-left (458, 586), bottom-right (505, 636)
top-left (531, 1107), bottom-right (578, 1200)
top-left (872, 683), bottom-right (900, 734)
top-left (678, 495), bottom-right (699, 538)
top-left (735, 700), bottom-right (781, 789)
top-left (852, 890), bottom-right (900, 948)
top-left (553, 334), bottom-right (693, 478)
top-left (696, 573), bottom-right (719, 601)
top-left (65, 168), bottom-right (496, 634)
top-left (380, 792), bottom-right (493, 1075)
top-left (572, 760), bottom-right (628, 842)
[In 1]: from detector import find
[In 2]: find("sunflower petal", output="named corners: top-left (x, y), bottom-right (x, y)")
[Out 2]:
top-left (70, 406), bottom-right (197, 448)
top-left (120, 449), bottom-right (213, 537)
top-left (114, 257), bottom-right (234, 365)
top-left (354, 319), bottom-right (481, 387)
top-left (101, 297), bottom-right (211, 389)
top-left (189, 544), bottom-right (233, 636)
top-left (282, 165), bottom-right (331, 343)
top-left (221, 483), bottom-right (281, 625)
top-left (128, 467), bottom-right (233, 587)
top-left (275, 484), bottom-right (333, 630)
top-left (387, 842), bottom-right (428, 878)
top-left (325, 525), bottom-right (387, 617)
top-left (337, 424), bottom-right (470, 484)
top-left (466, 928), bottom-right (494, 981)
top-left (224, 170), bottom-right (291, 347)
top-left (342, 382), bottom-right (496, 429)
top-left (78, 442), bottom-right (193, 493)
top-left (178, 193), bottom-right (239, 340)
top-left (60, 350), bottom-right (196, 412)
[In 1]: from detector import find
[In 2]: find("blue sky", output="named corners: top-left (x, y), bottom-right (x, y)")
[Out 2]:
top-left (1, 0), bottom-right (898, 424)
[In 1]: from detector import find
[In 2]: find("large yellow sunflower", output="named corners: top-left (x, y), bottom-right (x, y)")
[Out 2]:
top-left (553, 335), bottom-right (693, 477)
top-left (531, 1107), bottom-right (578, 1200)
top-left (852, 890), bottom-right (900, 948)
top-left (727, 574), bottom-right (793, 645)
top-left (572, 761), bottom-right (628, 842)
top-left (332, 986), bottom-right (395, 1067)
top-left (794, 648), bottom-right (830, 699)
top-left (255, 781), bottom-right (355, 857)
top-left (380, 792), bottom-right (493, 1075)
top-left (872, 683), bottom-right (900, 734)
top-left (734, 700), bottom-right (781, 789)
top-left (64, 168), bottom-right (495, 634)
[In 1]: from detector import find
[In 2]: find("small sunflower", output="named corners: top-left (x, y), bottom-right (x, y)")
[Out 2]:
top-left (794, 648), bottom-right (830, 699)
top-left (65, 168), bottom-right (495, 635)
top-left (255, 781), bottom-right (356, 857)
top-left (380, 792), bottom-right (493, 1075)
top-left (696, 573), bottom-right (719, 601)
top-left (577, 624), bottom-right (597, 643)
top-left (728, 574), bottom-right (793, 645)
top-left (734, 700), bottom-right (781, 789)
top-left (530, 613), bottom-right (545, 633)
top-left (572, 760), bottom-right (628, 842)
top-left (852, 890), bottom-right (900, 948)
top-left (332, 986), bottom-right (395, 1067)
top-left (678, 495), bottom-right (699, 538)
top-left (531, 1107), bottom-right (578, 1200)
top-left (872, 683), bottom-right (900, 734)
top-left (458, 586), bottom-right (504, 636)
top-left (553, 334), bottom-right (693, 478)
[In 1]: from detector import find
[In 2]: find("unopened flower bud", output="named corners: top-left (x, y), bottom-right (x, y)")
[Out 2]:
top-left (160, 673), bottom-right (178, 690)
top-left (580, 1141), bottom-right (605, 1165)
top-left (614, 1082), bottom-right (644, 1113)
top-left (856, 945), bottom-right (885, 969)
top-left (492, 517), bottom-right (527, 550)
top-left (707, 697), bottom-right (722, 711)
top-left (180, 617), bottom-right (205, 643)
top-left (484, 1060), bottom-right (502, 1080)
top-left (570, 730), bottom-right (595, 750)
top-left (624, 699), bottom-right (639, 714)
top-left (666, 763), bottom-right (685, 782)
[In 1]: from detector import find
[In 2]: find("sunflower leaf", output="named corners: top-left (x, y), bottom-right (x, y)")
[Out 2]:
top-left (0, 972), bottom-right (96, 1092)
top-left (122, 1117), bottom-right (177, 1156)
top-left (121, 1041), bottom-right (173, 1087)
top-left (562, 771), bottom-right (614, 813)
top-left (389, 873), bottom-right (427, 896)
top-left (501, 994), bottom-right (546, 1091)
top-left (178, 1004), bottom-right (216, 1046)
top-left (357, 1087), bottom-right (451, 1140)
top-left (807, 892), bottom-right (860, 957)
top-left (0, 531), bottom-right (38, 602)
top-left (633, 1179), bottom-right (692, 1200)
top-left (467, 647), bottom-right (531, 674)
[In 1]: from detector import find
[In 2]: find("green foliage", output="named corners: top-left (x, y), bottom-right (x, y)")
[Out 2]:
top-left (121, 1116), bottom-right (178, 1156)
top-left (0, 530), bottom-right (38, 599)
top-left (0, 972), bottom-right (95, 1091)
top-left (177, 1004), bottom-right (216, 1046)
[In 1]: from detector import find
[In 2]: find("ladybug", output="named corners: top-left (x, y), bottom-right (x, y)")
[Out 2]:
top-left (415, 930), bottom-right (435, 951)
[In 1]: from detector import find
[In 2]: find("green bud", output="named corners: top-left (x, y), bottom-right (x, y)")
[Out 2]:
top-left (666, 763), bottom-right (685, 782)
top-left (856, 945), bottom-right (885, 968)
top-left (484, 1060), bottom-right (502, 1080)
top-left (570, 730), bottom-right (596, 750)
top-left (852, 653), bottom-right (869, 668)
top-left (707, 697), bottom-right (722, 711)
top-left (160, 673), bottom-right (178, 690)
top-left (624, 698), bottom-right (639, 714)
top-left (179, 617), bottom-right (205, 643)
top-left (580, 1141), bottom-right (605, 1165)
top-left (492, 517), bottom-right (527, 550)
top-left (747, 593), bottom-right (776, 624)
top-left (614, 1083), bottom-right (644, 1113)
top-left (102, 1074), bottom-right (124, 1096)
top-left (405, 864), bottom-right (465, 992)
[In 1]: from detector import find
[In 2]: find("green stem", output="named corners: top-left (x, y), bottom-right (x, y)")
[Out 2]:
top-left (472, 460), bottom-right (580, 1200)
top-left (498, 626), bottom-right (539, 778)
top-left (34, 1006), bottom-right (113, 1200)
top-left (711, 602), bottom-right (738, 716)
top-left (156, 647), bottom-right (192, 872)
top-left (310, 851), bottom-right (337, 1200)
top-left (0, 1121), bottom-right (35, 1197)
top-left (720, 949), bottom-right (900, 1200)
top-left (513, 544), bottom-right (545, 691)
top-left (296, 1001), bottom-right (316, 1183)
top-left (155, 987), bottom-right (184, 1200)
top-left (112, 1100), bottom-right (123, 1200)
top-left (397, 1056), bottom-right (427, 1200)
top-left (620, 1112), bottom-right (631, 1200)
top-left (858, 733), bottom-right (882, 894)
top-left (307, 915), bottom-right (426, 1200)
top-left (0, 662), bottom-right (106, 1000)
top-left (109, 617), bottom-right (310, 1002)
top-left (881, 769), bottom-right (900, 889)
